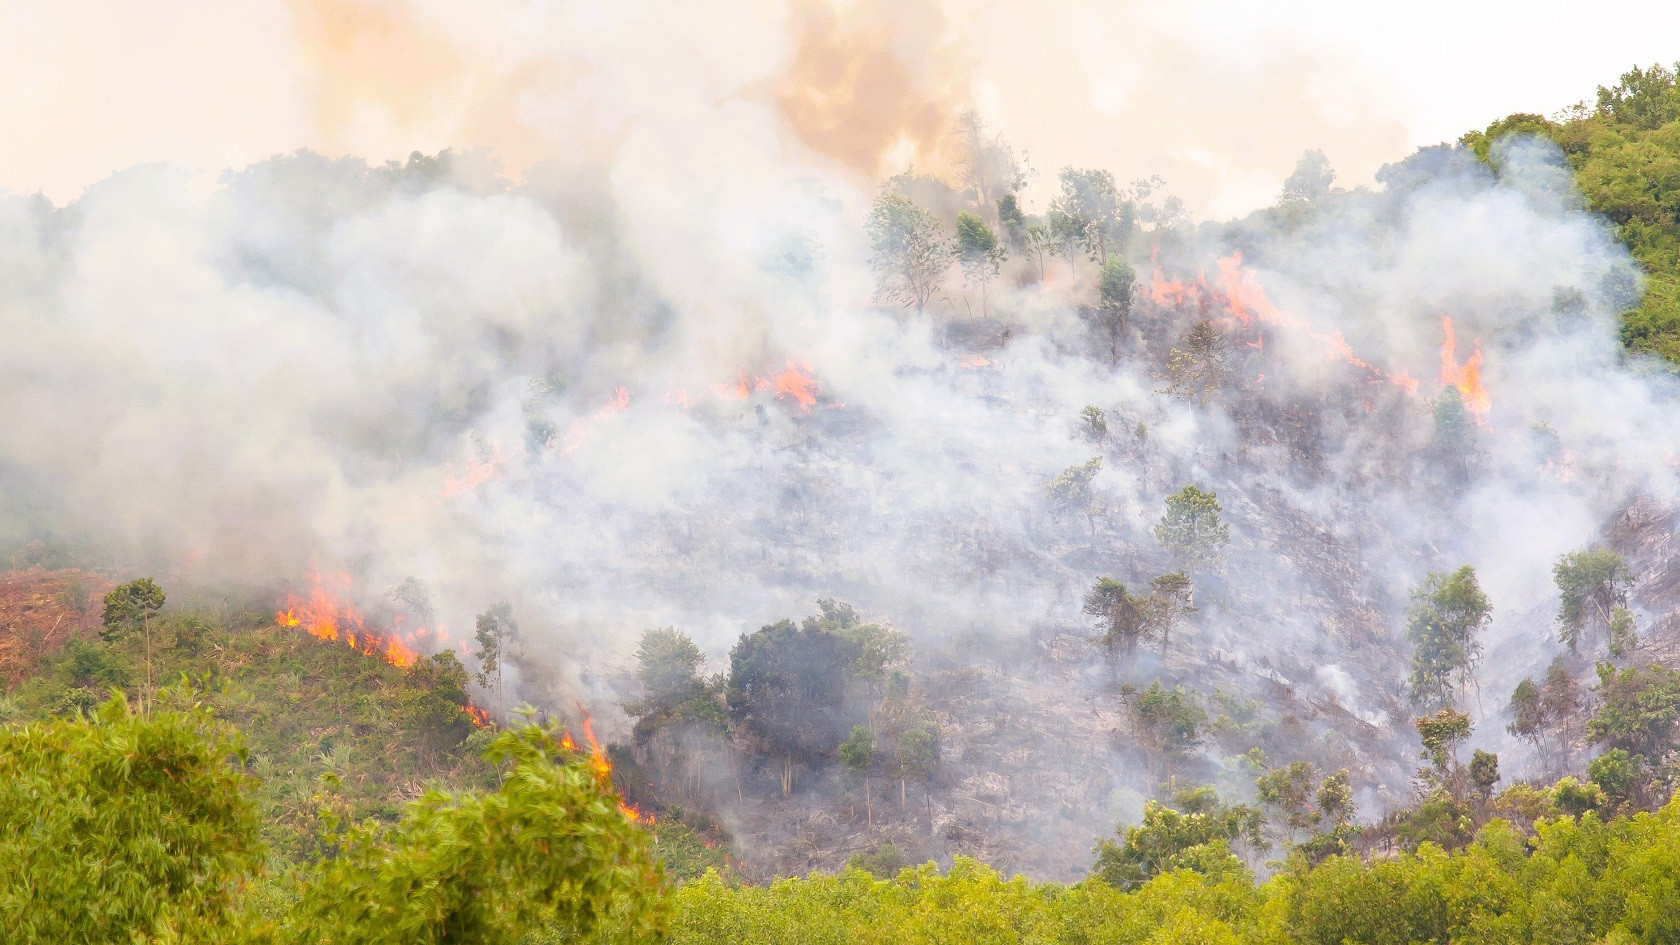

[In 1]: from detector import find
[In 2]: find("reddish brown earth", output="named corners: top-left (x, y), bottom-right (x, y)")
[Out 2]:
top-left (0, 568), bottom-right (113, 688)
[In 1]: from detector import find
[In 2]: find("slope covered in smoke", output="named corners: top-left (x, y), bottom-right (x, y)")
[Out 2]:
top-left (3, 61), bottom-right (1680, 875)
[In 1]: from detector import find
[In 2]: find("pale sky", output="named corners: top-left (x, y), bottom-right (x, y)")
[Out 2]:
top-left (2, 0), bottom-right (1677, 218)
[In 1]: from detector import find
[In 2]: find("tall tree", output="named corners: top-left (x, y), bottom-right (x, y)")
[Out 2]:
top-left (955, 211), bottom-right (1004, 316)
top-left (1049, 167), bottom-right (1131, 265)
top-left (1154, 485), bottom-right (1229, 571)
top-left (474, 602), bottom-right (519, 721)
top-left (1405, 566), bottom-right (1492, 710)
top-left (1125, 681), bottom-right (1207, 784)
top-left (1085, 578), bottom-right (1149, 657)
top-left (1554, 548), bottom-right (1633, 652)
top-left (100, 577), bottom-right (165, 714)
top-left (1047, 456), bottom-right (1105, 532)
top-left (1093, 257), bottom-right (1136, 364)
top-left (866, 192), bottom-right (953, 317)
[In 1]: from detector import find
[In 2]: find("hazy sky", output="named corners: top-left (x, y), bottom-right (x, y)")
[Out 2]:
top-left (2, 0), bottom-right (1677, 217)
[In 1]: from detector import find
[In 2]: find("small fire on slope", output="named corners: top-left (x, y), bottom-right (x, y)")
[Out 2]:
top-left (1439, 316), bottom-right (1492, 418)
top-left (275, 570), bottom-right (417, 668)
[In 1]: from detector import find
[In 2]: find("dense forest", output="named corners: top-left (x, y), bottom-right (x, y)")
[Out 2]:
top-left (8, 62), bottom-right (1680, 944)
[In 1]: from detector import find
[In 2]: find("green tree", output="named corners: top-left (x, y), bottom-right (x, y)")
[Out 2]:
top-left (866, 192), bottom-right (953, 317)
top-left (284, 725), bottom-right (670, 945)
top-left (1588, 661), bottom-right (1680, 794)
top-left (474, 601), bottom-right (519, 720)
top-left (1405, 566), bottom-right (1491, 709)
top-left (955, 211), bottom-right (1004, 316)
top-left (1280, 149), bottom-right (1338, 205)
top-left (1555, 548), bottom-right (1633, 652)
top-left (1092, 786), bottom-right (1260, 890)
top-left (1154, 485), bottom-right (1230, 570)
top-left (1256, 760), bottom-right (1320, 846)
top-left (1078, 404), bottom-right (1108, 443)
top-left (1126, 682), bottom-right (1208, 784)
top-left (1085, 577), bottom-right (1148, 657)
top-left (1047, 456), bottom-right (1104, 532)
top-left (101, 577), bottom-right (165, 713)
top-left (838, 725), bottom-right (876, 828)
top-left (1415, 706), bottom-right (1473, 796)
top-left (0, 692), bottom-right (263, 943)
top-left (634, 626), bottom-right (706, 710)
top-left (1093, 256), bottom-right (1136, 364)
top-left (1469, 749), bottom-right (1500, 803)
top-left (1049, 167), bottom-right (1131, 265)
top-left (1145, 571), bottom-right (1195, 655)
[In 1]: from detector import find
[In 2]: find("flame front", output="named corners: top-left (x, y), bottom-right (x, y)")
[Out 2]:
top-left (1439, 316), bottom-right (1492, 416)
top-left (274, 571), bottom-right (419, 668)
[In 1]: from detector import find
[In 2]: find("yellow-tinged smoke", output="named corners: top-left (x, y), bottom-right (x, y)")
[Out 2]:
top-left (2, 0), bottom-right (1408, 216)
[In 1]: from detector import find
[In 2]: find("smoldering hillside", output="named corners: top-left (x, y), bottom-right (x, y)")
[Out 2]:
top-left (2, 126), bottom-right (1677, 877)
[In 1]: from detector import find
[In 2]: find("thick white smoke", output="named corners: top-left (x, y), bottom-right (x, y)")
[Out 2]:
top-left (1, 106), bottom-right (1675, 874)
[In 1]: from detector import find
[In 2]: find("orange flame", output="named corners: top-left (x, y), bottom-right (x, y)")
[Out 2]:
top-left (958, 355), bottom-right (991, 369)
top-left (1439, 316), bottom-right (1492, 417)
top-left (1212, 253), bottom-right (1418, 396)
top-left (274, 571), bottom-right (419, 668)
top-left (770, 361), bottom-right (818, 411)
top-left (461, 704), bottom-right (492, 728)
top-left (556, 710), bottom-right (649, 823)
top-left (710, 361), bottom-right (823, 412)
top-left (1149, 248), bottom-right (1194, 306)
top-left (440, 443), bottom-right (505, 500)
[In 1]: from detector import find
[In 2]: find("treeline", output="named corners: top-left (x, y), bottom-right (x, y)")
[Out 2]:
top-left (1463, 62), bottom-right (1680, 362)
top-left (670, 800), bottom-right (1680, 945)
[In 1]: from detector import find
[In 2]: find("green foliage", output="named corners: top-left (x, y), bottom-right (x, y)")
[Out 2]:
top-left (838, 725), bottom-right (874, 773)
top-left (1084, 577), bottom-right (1147, 654)
top-left (100, 576), bottom-right (166, 642)
top-left (282, 725), bottom-right (670, 945)
top-left (1154, 485), bottom-right (1229, 569)
top-left (1405, 566), bottom-right (1491, 708)
top-left (1093, 257), bottom-right (1137, 363)
top-left (474, 601), bottom-right (518, 715)
top-left (1093, 788), bottom-right (1260, 891)
top-left (1125, 682), bottom-right (1208, 784)
top-left (1555, 548), bottom-right (1632, 651)
top-left (1079, 404), bottom-right (1108, 443)
top-left (866, 192), bottom-right (953, 317)
top-left (726, 602), bottom-right (906, 779)
top-left (0, 692), bottom-right (263, 943)
top-left (1464, 63), bottom-right (1680, 362)
top-left (636, 626), bottom-right (707, 707)
top-left (1588, 661), bottom-right (1680, 791)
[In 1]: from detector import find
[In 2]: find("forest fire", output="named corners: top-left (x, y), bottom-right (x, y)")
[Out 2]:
top-left (712, 360), bottom-right (822, 411)
top-left (274, 571), bottom-right (418, 668)
top-left (440, 443), bottom-right (505, 500)
top-left (461, 704), bottom-right (492, 728)
top-left (1439, 316), bottom-right (1492, 416)
top-left (1214, 253), bottom-right (1418, 394)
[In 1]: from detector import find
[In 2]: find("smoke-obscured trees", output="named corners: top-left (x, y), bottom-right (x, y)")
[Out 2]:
top-left (1091, 786), bottom-right (1260, 891)
top-left (1404, 566), bottom-right (1491, 710)
top-left (1092, 257), bottom-right (1136, 365)
top-left (866, 192), bottom-right (953, 317)
top-left (1124, 681), bottom-right (1207, 785)
top-left (474, 602), bottom-right (519, 720)
top-left (1554, 548), bottom-right (1634, 653)
top-left (1508, 656), bottom-right (1586, 775)
top-left (725, 602), bottom-right (907, 796)
top-left (955, 211), bottom-right (1004, 316)
top-left (1154, 486), bottom-right (1229, 571)
top-left (1047, 456), bottom-right (1104, 532)
top-left (1162, 320), bottom-right (1231, 402)
top-left (1048, 168), bottom-right (1132, 266)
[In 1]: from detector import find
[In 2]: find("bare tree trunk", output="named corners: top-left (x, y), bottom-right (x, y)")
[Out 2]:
top-left (865, 775), bottom-right (873, 829)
